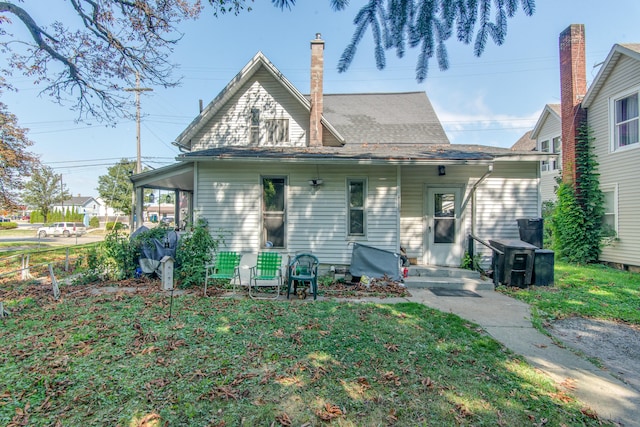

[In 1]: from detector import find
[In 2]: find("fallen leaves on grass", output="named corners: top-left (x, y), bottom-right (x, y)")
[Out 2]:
top-left (316, 403), bottom-right (343, 421)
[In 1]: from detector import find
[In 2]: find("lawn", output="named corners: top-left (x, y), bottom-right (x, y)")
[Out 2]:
top-left (0, 280), bottom-right (606, 426)
top-left (500, 261), bottom-right (640, 325)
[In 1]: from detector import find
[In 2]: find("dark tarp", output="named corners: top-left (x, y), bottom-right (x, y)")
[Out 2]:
top-left (349, 243), bottom-right (402, 282)
top-left (131, 226), bottom-right (179, 276)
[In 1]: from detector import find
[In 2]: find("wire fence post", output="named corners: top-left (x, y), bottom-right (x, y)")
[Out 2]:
top-left (48, 263), bottom-right (61, 300)
top-left (65, 248), bottom-right (70, 272)
top-left (0, 302), bottom-right (8, 318)
top-left (21, 254), bottom-right (32, 280)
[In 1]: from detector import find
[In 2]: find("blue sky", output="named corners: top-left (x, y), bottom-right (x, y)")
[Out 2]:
top-left (5, 1), bottom-right (640, 197)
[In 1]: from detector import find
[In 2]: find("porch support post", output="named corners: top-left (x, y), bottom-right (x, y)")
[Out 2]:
top-left (135, 186), bottom-right (144, 230)
top-left (174, 189), bottom-right (180, 229)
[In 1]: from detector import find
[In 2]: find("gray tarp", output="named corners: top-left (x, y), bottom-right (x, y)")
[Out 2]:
top-left (131, 226), bottom-right (178, 276)
top-left (349, 243), bottom-right (402, 282)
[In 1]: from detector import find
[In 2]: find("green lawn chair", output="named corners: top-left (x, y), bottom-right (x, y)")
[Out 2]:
top-left (249, 252), bottom-right (283, 300)
top-left (204, 251), bottom-right (241, 296)
top-left (287, 253), bottom-right (319, 300)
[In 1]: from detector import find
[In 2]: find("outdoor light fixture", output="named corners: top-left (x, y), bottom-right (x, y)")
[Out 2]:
top-left (308, 179), bottom-right (324, 187)
top-left (438, 165), bottom-right (446, 176)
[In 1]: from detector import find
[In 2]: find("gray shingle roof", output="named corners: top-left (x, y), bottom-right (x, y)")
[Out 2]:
top-left (322, 92), bottom-right (450, 145)
top-left (511, 130), bottom-right (536, 151)
top-left (181, 142), bottom-right (528, 163)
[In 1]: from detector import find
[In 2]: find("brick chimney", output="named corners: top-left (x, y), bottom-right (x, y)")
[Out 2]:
top-left (559, 24), bottom-right (587, 185)
top-left (310, 33), bottom-right (324, 147)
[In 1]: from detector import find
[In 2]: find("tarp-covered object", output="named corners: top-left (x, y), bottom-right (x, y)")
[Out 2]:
top-left (131, 226), bottom-right (179, 277)
top-left (349, 243), bottom-right (402, 282)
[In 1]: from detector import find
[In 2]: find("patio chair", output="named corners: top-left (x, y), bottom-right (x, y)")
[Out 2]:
top-left (248, 252), bottom-right (283, 300)
top-left (203, 251), bottom-right (241, 296)
top-left (287, 253), bottom-right (320, 300)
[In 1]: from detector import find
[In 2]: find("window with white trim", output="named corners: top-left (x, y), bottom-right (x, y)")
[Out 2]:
top-left (552, 136), bottom-right (561, 170)
top-left (602, 186), bottom-right (618, 238)
top-left (250, 108), bottom-right (260, 145)
top-left (265, 119), bottom-right (289, 143)
top-left (348, 179), bottom-right (366, 236)
top-left (540, 140), bottom-right (551, 171)
top-left (613, 91), bottom-right (639, 150)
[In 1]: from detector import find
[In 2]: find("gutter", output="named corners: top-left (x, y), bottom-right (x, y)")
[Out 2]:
top-left (461, 164), bottom-right (494, 237)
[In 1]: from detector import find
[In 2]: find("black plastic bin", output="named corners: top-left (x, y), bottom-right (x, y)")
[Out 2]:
top-left (517, 218), bottom-right (544, 249)
top-left (533, 249), bottom-right (554, 286)
top-left (489, 239), bottom-right (537, 287)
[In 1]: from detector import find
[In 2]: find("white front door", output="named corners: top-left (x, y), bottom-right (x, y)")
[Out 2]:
top-left (426, 187), bottom-right (462, 266)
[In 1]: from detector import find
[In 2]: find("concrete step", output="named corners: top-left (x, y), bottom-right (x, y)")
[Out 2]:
top-left (407, 265), bottom-right (482, 279)
top-left (402, 266), bottom-right (493, 291)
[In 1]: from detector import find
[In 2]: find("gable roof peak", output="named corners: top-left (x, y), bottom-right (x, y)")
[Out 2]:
top-left (583, 43), bottom-right (640, 108)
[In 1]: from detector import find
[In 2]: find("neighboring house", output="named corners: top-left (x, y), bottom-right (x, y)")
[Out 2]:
top-left (52, 196), bottom-right (102, 218)
top-left (530, 104), bottom-right (562, 204)
top-left (559, 25), bottom-right (640, 268)
top-left (131, 34), bottom-right (548, 269)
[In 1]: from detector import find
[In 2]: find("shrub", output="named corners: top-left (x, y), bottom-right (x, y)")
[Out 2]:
top-left (105, 221), bottom-right (127, 231)
top-left (0, 222), bottom-right (18, 230)
top-left (89, 216), bottom-right (100, 228)
top-left (175, 219), bottom-right (226, 288)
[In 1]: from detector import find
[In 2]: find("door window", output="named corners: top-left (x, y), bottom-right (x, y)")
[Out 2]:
top-left (433, 192), bottom-right (456, 244)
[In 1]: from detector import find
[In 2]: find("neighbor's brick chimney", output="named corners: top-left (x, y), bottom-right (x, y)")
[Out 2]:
top-left (310, 33), bottom-right (324, 147)
top-left (559, 24), bottom-right (587, 185)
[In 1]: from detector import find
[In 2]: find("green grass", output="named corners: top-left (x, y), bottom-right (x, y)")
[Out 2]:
top-left (0, 285), bottom-right (608, 426)
top-left (500, 261), bottom-right (640, 325)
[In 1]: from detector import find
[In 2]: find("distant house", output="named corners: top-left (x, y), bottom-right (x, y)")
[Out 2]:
top-left (559, 25), bottom-right (640, 268)
top-left (52, 196), bottom-right (102, 218)
top-left (131, 34), bottom-right (548, 270)
top-left (530, 104), bottom-right (562, 204)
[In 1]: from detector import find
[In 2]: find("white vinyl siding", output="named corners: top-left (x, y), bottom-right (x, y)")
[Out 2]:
top-left (191, 68), bottom-right (309, 150)
top-left (195, 162), bottom-right (399, 266)
top-left (586, 54), bottom-right (640, 267)
top-left (536, 112), bottom-right (562, 203)
top-left (399, 162), bottom-right (539, 268)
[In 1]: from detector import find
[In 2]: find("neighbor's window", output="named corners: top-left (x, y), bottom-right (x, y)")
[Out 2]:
top-left (614, 91), bottom-right (639, 150)
top-left (602, 187), bottom-right (617, 238)
top-left (250, 108), bottom-right (260, 145)
top-left (540, 140), bottom-right (550, 171)
top-left (266, 119), bottom-right (289, 143)
top-left (348, 179), bottom-right (366, 236)
top-left (552, 136), bottom-right (561, 170)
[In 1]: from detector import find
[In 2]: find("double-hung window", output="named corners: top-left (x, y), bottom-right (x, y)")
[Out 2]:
top-left (552, 136), bottom-right (561, 170)
top-left (540, 140), bottom-right (550, 171)
top-left (613, 91), bottom-right (639, 150)
top-left (250, 108), bottom-right (260, 145)
top-left (602, 185), bottom-right (618, 238)
top-left (266, 119), bottom-right (289, 144)
top-left (348, 179), bottom-right (366, 236)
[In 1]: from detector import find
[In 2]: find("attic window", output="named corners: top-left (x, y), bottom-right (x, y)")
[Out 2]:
top-left (250, 108), bottom-right (260, 145)
top-left (266, 119), bottom-right (289, 143)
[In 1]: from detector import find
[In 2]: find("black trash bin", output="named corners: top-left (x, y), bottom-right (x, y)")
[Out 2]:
top-left (489, 239), bottom-right (537, 287)
top-left (517, 218), bottom-right (544, 249)
top-left (533, 249), bottom-right (554, 286)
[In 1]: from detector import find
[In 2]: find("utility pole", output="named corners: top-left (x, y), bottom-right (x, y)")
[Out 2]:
top-left (125, 73), bottom-right (153, 174)
top-left (125, 73), bottom-right (152, 229)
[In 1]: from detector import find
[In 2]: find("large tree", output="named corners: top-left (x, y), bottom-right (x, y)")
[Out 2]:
top-left (0, 92), bottom-right (38, 211)
top-left (0, 0), bottom-right (535, 122)
top-left (22, 165), bottom-right (71, 222)
top-left (96, 159), bottom-right (136, 216)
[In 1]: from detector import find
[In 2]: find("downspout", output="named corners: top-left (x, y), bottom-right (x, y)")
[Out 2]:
top-left (461, 164), bottom-right (493, 250)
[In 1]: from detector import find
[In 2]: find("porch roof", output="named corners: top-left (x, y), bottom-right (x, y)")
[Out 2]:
top-left (178, 142), bottom-right (550, 164)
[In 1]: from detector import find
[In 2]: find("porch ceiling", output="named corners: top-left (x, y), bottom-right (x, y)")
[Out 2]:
top-left (130, 162), bottom-right (194, 192)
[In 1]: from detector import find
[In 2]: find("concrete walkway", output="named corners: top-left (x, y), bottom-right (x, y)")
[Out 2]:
top-left (344, 289), bottom-right (640, 426)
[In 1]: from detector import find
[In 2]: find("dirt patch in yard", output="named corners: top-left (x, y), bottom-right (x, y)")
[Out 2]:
top-left (548, 317), bottom-right (640, 392)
